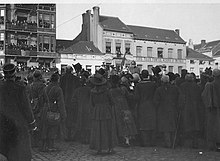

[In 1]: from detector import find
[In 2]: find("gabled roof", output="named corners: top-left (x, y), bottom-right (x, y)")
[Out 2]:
top-left (61, 41), bottom-right (103, 55)
top-left (99, 15), bottom-right (133, 33)
top-left (127, 25), bottom-right (186, 44)
top-left (186, 47), bottom-right (214, 61)
top-left (194, 40), bottom-right (220, 52)
top-left (56, 39), bottom-right (74, 51)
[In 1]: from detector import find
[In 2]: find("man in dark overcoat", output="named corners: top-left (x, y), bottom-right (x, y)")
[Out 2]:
top-left (60, 65), bottom-right (80, 140)
top-left (179, 73), bottom-right (201, 148)
top-left (154, 75), bottom-right (179, 148)
top-left (0, 63), bottom-right (36, 161)
top-left (202, 69), bottom-right (220, 151)
top-left (135, 70), bottom-right (157, 146)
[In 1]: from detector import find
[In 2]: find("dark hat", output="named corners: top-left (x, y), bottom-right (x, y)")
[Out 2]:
top-left (3, 63), bottom-right (16, 78)
top-left (131, 60), bottom-right (136, 65)
top-left (33, 70), bottom-right (42, 78)
top-left (152, 66), bottom-right (161, 75)
top-left (90, 73), bottom-right (107, 86)
top-left (110, 75), bottom-right (120, 85)
top-left (50, 73), bottom-right (60, 82)
top-left (167, 72), bottom-right (175, 81)
top-left (141, 70), bottom-right (149, 78)
top-left (97, 68), bottom-right (105, 75)
top-left (73, 63), bottom-right (82, 73)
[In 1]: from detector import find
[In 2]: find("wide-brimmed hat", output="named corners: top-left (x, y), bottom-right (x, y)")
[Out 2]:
top-left (3, 63), bottom-right (16, 78)
top-left (90, 73), bottom-right (107, 86)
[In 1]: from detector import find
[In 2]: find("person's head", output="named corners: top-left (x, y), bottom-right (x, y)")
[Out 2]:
top-left (167, 72), bottom-right (175, 82)
top-left (212, 68), bottom-right (220, 79)
top-left (181, 69), bottom-right (188, 78)
top-left (66, 65), bottom-right (73, 73)
top-left (27, 73), bottom-right (33, 84)
top-left (185, 73), bottom-right (194, 82)
top-left (110, 75), bottom-right (120, 88)
top-left (130, 60), bottom-right (136, 67)
top-left (50, 73), bottom-right (60, 83)
top-left (161, 75), bottom-right (170, 84)
top-left (90, 73), bottom-right (107, 87)
top-left (132, 73), bottom-right (141, 83)
top-left (3, 63), bottom-right (16, 80)
top-left (33, 70), bottom-right (42, 81)
top-left (141, 70), bottom-right (149, 79)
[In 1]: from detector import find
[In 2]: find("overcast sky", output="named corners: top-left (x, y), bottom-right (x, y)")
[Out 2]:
top-left (55, 0), bottom-right (220, 45)
top-left (5, 0), bottom-right (220, 45)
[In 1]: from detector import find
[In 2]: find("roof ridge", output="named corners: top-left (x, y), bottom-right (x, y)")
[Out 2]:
top-left (100, 14), bottom-right (119, 19)
top-left (127, 24), bottom-right (174, 32)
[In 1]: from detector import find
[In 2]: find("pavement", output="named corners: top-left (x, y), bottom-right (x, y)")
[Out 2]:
top-left (32, 141), bottom-right (220, 161)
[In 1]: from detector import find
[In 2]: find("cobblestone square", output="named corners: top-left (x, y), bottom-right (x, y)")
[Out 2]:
top-left (32, 141), bottom-right (220, 161)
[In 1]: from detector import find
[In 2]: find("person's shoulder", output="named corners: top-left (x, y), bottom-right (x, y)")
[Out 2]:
top-left (14, 81), bottom-right (26, 90)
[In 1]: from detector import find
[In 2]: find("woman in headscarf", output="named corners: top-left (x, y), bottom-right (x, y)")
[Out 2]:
top-left (90, 73), bottom-right (117, 155)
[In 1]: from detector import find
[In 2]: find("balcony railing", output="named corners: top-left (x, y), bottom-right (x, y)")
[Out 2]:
top-left (6, 22), bottom-right (37, 32)
top-left (5, 48), bottom-right (21, 56)
top-left (5, 48), bottom-right (57, 58)
top-left (15, 4), bottom-right (36, 10)
top-left (38, 51), bottom-right (58, 58)
top-left (135, 56), bottom-right (186, 63)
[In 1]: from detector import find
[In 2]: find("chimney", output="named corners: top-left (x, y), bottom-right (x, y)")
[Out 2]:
top-left (175, 29), bottom-right (180, 36)
top-left (188, 39), bottom-right (194, 49)
top-left (201, 40), bottom-right (206, 48)
top-left (86, 10), bottom-right (91, 15)
top-left (92, 6), bottom-right (100, 48)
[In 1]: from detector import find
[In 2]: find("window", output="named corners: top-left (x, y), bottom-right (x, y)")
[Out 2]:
top-left (43, 36), bottom-right (50, 52)
top-left (125, 43), bottom-right (130, 54)
top-left (86, 65), bottom-right (92, 73)
top-left (137, 64), bottom-right (142, 71)
top-left (39, 14), bottom-right (43, 27)
top-left (168, 48), bottom-right (173, 58)
top-left (190, 60), bottom-right (195, 64)
top-left (148, 65), bottom-right (153, 74)
top-left (105, 42), bottom-right (111, 53)
top-left (43, 14), bottom-right (50, 28)
top-left (116, 42), bottom-right (121, 57)
top-left (168, 66), bottom-right (174, 72)
top-left (116, 43), bottom-right (121, 53)
top-left (177, 49), bottom-right (182, 59)
top-left (0, 33), bottom-right (4, 50)
top-left (51, 14), bottom-right (55, 29)
top-left (0, 9), bottom-right (4, 25)
top-left (147, 47), bottom-right (152, 57)
top-left (39, 35), bottom-right (43, 51)
top-left (157, 48), bottom-right (163, 58)
top-left (51, 36), bottom-right (55, 52)
top-left (190, 67), bottom-right (194, 72)
top-left (199, 68), bottom-right (203, 74)
top-left (95, 66), bottom-right (100, 71)
top-left (178, 66), bottom-right (182, 74)
top-left (199, 60), bottom-right (205, 65)
top-left (136, 46), bottom-right (142, 56)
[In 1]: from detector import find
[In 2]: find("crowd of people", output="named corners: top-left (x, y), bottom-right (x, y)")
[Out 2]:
top-left (0, 60), bottom-right (220, 160)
